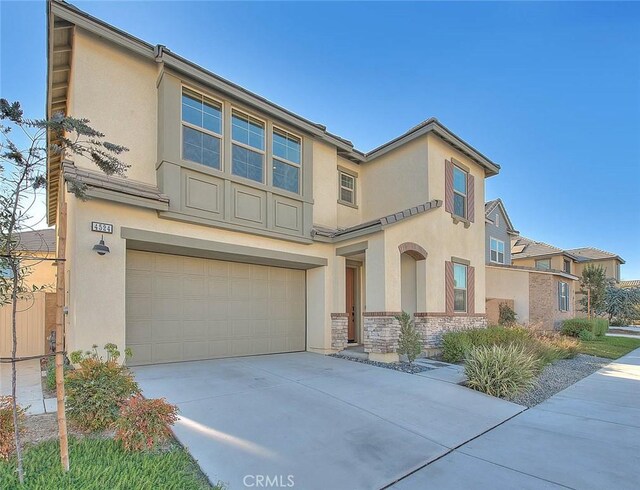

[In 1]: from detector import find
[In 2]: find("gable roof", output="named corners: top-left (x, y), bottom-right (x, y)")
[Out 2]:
top-left (484, 198), bottom-right (518, 234)
top-left (14, 229), bottom-right (56, 254)
top-left (565, 247), bottom-right (625, 264)
top-left (511, 236), bottom-right (578, 261)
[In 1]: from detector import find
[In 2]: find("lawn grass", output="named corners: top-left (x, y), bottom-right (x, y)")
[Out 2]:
top-left (577, 336), bottom-right (640, 359)
top-left (0, 437), bottom-right (221, 489)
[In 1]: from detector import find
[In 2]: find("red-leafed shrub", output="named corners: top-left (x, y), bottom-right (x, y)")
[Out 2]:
top-left (115, 395), bottom-right (178, 452)
top-left (0, 396), bottom-right (25, 460)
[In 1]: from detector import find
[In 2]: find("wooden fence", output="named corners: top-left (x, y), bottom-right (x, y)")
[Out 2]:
top-left (0, 291), bottom-right (54, 358)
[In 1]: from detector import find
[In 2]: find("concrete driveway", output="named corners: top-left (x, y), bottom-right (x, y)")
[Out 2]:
top-left (392, 348), bottom-right (640, 490)
top-left (134, 352), bottom-right (523, 489)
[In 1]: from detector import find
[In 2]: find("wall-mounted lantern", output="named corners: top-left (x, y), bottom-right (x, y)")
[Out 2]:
top-left (92, 235), bottom-right (110, 256)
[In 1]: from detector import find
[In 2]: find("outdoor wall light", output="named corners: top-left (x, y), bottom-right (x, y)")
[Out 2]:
top-left (92, 235), bottom-right (110, 256)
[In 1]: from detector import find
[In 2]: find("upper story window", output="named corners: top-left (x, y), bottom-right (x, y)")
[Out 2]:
top-left (232, 110), bottom-right (265, 183)
top-left (563, 259), bottom-right (571, 274)
top-left (453, 262), bottom-right (468, 312)
top-left (536, 258), bottom-right (551, 270)
top-left (490, 238), bottom-right (505, 264)
top-left (181, 89), bottom-right (222, 169)
top-left (453, 166), bottom-right (467, 219)
top-left (558, 281), bottom-right (569, 311)
top-left (272, 128), bottom-right (301, 193)
top-left (339, 171), bottom-right (356, 205)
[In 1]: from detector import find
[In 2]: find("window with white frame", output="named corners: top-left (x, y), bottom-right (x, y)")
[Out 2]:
top-left (272, 127), bottom-right (301, 193)
top-left (231, 109), bottom-right (265, 183)
top-left (453, 262), bottom-right (468, 312)
top-left (490, 238), bottom-right (505, 264)
top-left (558, 282), bottom-right (569, 311)
top-left (453, 166), bottom-right (467, 218)
top-left (536, 258), bottom-right (551, 270)
top-left (339, 171), bottom-right (356, 205)
top-left (181, 89), bottom-right (222, 169)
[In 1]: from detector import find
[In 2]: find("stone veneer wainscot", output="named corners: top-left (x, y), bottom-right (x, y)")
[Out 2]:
top-left (330, 313), bottom-right (349, 351)
top-left (414, 313), bottom-right (488, 349)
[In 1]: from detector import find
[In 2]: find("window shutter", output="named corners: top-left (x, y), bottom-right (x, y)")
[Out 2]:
top-left (445, 160), bottom-right (454, 214)
top-left (467, 265), bottom-right (475, 314)
top-left (467, 173), bottom-right (475, 222)
top-left (557, 283), bottom-right (562, 311)
top-left (445, 261), bottom-right (454, 315)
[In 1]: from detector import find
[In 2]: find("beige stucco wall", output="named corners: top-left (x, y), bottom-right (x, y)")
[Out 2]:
top-left (69, 28), bottom-right (159, 185)
top-left (485, 266), bottom-right (530, 324)
top-left (361, 137), bottom-right (429, 222)
top-left (336, 157), bottom-right (362, 228)
top-left (573, 258), bottom-right (620, 282)
top-left (512, 254), bottom-right (574, 273)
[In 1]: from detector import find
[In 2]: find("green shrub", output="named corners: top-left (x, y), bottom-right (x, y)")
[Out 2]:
top-left (561, 318), bottom-right (609, 338)
top-left (396, 312), bottom-right (423, 364)
top-left (65, 344), bottom-right (140, 432)
top-left (115, 395), bottom-right (178, 452)
top-left (45, 357), bottom-right (72, 392)
top-left (465, 345), bottom-right (538, 398)
top-left (498, 303), bottom-right (517, 326)
top-left (442, 331), bottom-right (472, 363)
top-left (0, 396), bottom-right (25, 460)
top-left (592, 318), bottom-right (609, 337)
top-left (578, 329), bottom-right (596, 341)
top-left (441, 326), bottom-right (531, 363)
top-left (561, 318), bottom-right (593, 337)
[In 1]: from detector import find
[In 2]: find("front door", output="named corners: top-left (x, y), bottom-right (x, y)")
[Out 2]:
top-left (346, 267), bottom-right (356, 342)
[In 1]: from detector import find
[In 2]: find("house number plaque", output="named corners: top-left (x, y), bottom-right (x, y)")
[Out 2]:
top-left (91, 222), bottom-right (114, 234)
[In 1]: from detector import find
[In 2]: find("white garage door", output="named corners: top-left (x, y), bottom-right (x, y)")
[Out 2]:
top-left (126, 250), bottom-right (306, 365)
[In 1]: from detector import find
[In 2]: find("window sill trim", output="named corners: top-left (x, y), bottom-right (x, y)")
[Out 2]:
top-left (451, 214), bottom-right (471, 228)
top-left (338, 199), bottom-right (359, 210)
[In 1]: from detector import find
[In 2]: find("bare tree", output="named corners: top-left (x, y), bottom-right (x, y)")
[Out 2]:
top-left (0, 99), bottom-right (128, 482)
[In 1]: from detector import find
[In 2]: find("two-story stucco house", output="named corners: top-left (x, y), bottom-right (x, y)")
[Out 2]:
top-left (484, 200), bottom-right (578, 329)
top-left (46, 1), bottom-right (499, 365)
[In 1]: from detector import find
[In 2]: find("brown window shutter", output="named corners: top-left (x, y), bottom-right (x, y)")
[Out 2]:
top-left (467, 173), bottom-right (475, 223)
top-left (445, 261), bottom-right (454, 315)
top-left (467, 265), bottom-right (475, 314)
top-left (445, 160), bottom-right (454, 214)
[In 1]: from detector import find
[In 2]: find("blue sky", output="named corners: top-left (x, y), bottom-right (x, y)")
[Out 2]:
top-left (1, 1), bottom-right (639, 278)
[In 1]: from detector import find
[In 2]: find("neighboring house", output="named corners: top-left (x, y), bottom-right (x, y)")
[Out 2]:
top-left (0, 229), bottom-right (56, 358)
top-left (565, 247), bottom-right (625, 283)
top-left (45, 1), bottom-right (500, 365)
top-left (484, 199), bottom-right (518, 266)
top-left (484, 204), bottom-right (578, 329)
top-left (511, 236), bottom-right (579, 275)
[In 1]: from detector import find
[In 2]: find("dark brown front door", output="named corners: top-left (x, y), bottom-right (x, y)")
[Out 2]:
top-left (346, 267), bottom-right (356, 342)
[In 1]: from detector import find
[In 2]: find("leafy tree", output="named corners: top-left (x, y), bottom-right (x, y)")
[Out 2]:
top-left (0, 99), bottom-right (128, 481)
top-left (604, 285), bottom-right (640, 325)
top-left (395, 312), bottom-right (423, 365)
top-left (578, 264), bottom-right (607, 318)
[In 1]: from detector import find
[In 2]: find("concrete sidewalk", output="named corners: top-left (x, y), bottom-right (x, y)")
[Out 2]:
top-left (0, 359), bottom-right (56, 415)
top-left (392, 348), bottom-right (640, 490)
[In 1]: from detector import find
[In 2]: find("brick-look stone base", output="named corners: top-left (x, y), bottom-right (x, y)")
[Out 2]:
top-left (330, 314), bottom-right (348, 351)
top-left (363, 314), bottom-right (401, 356)
top-left (414, 315), bottom-right (488, 349)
